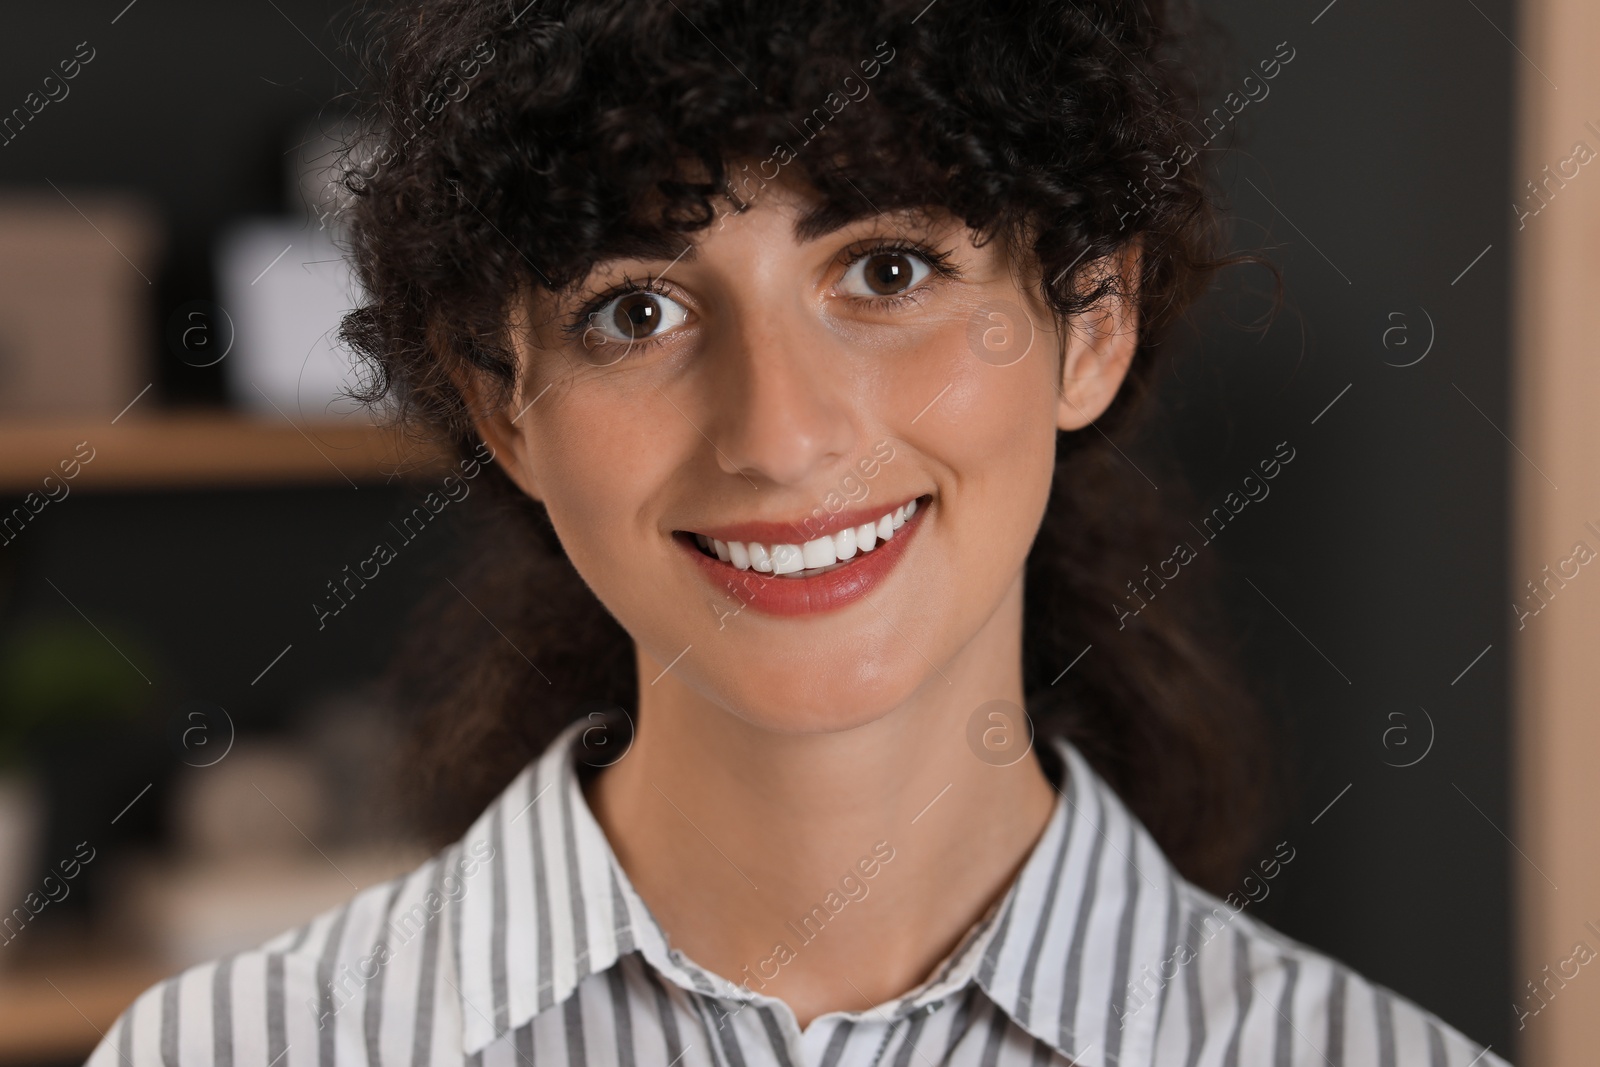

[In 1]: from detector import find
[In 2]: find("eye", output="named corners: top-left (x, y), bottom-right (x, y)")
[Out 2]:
top-left (838, 248), bottom-right (935, 298)
top-left (585, 289), bottom-right (690, 345)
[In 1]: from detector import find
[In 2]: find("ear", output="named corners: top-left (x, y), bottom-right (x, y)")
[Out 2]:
top-left (1055, 242), bottom-right (1142, 432)
top-left (468, 387), bottom-right (544, 503)
top-left (455, 297), bottom-right (546, 503)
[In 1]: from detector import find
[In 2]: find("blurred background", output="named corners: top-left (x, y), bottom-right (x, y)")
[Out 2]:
top-left (0, 1), bottom-right (1594, 1065)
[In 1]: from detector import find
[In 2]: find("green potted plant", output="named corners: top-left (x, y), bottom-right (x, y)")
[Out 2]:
top-left (0, 617), bottom-right (153, 961)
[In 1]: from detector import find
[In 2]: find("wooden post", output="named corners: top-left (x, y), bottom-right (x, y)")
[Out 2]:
top-left (1511, 0), bottom-right (1600, 1062)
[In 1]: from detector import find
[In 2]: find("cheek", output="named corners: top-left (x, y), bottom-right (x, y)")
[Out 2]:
top-left (896, 319), bottom-right (1060, 529)
top-left (938, 373), bottom-right (1056, 577)
top-left (520, 391), bottom-right (680, 593)
top-left (870, 315), bottom-right (1060, 657)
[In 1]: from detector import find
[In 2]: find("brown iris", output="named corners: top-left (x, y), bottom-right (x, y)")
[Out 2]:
top-left (861, 251), bottom-right (915, 295)
top-left (611, 293), bottom-right (661, 339)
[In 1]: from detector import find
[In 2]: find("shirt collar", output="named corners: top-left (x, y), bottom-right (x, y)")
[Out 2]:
top-left (967, 739), bottom-right (1180, 1067)
top-left (447, 721), bottom-right (1178, 1066)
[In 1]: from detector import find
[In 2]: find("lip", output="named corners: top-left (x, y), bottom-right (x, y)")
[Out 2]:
top-left (683, 494), bottom-right (925, 545)
top-left (676, 494), bottom-right (931, 617)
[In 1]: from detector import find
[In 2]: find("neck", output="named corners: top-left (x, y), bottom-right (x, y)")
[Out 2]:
top-left (585, 573), bottom-right (1057, 1029)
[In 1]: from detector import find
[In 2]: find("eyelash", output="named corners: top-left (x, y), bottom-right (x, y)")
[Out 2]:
top-left (560, 240), bottom-right (961, 347)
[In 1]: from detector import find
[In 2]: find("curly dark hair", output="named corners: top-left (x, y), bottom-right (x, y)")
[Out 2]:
top-left (336, 0), bottom-right (1280, 893)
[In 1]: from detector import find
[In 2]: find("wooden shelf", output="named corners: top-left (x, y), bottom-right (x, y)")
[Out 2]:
top-left (0, 412), bottom-right (446, 494)
top-left (0, 958), bottom-right (169, 1064)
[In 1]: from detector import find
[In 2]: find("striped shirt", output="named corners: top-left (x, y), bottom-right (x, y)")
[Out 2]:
top-left (87, 720), bottom-right (1511, 1067)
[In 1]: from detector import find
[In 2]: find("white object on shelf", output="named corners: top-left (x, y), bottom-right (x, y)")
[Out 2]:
top-left (170, 741), bottom-right (327, 861)
top-left (217, 219), bottom-right (372, 422)
top-left (116, 847), bottom-right (430, 968)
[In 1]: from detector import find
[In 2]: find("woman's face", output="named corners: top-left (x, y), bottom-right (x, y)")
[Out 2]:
top-left (480, 175), bottom-right (1137, 734)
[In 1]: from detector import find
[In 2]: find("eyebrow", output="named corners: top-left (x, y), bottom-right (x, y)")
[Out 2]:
top-left (793, 201), bottom-right (943, 243)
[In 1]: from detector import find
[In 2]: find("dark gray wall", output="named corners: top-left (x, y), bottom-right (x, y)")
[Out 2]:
top-left (1158, 0), bottom-right (1515, 1053)
top-left (0, 0), bottom-right (1516, 1056)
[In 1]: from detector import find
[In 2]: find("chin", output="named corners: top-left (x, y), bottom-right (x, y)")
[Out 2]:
top-left (593, 583), bottom-right (937, 738)
top-left (690, 641), bottom-right (933, 737)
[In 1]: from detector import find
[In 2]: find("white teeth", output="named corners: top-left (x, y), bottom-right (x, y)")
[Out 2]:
top-left (801, 535), bottom-right (837, 569)
top-left (694, 498), bottom-right (921, 575)
top-left (770, 543), bottom-right (804, 575)
top-left (834, 526), bottom-right (858, 561)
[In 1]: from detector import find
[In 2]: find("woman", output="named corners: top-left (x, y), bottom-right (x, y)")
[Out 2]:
top-left (89, 0), bottom-right (1510, 1064)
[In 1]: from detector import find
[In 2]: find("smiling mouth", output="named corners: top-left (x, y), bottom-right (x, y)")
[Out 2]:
top-left (677, 495), bottom-right (930, 579)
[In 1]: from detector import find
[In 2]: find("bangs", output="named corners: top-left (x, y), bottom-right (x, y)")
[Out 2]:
top-left (340, 0), bottom-right (1221, 433)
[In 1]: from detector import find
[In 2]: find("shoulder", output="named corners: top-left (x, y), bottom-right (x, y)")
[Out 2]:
top-left (1146, 877), bottom-right (1512, 1066)
top-left (1034, 736), bottom-right (1512, 1065)
top-left (83, 841), bottom-right (485, 1067)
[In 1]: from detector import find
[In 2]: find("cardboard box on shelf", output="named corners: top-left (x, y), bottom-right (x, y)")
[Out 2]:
top-left (0, 192), bottom-right (161, 417)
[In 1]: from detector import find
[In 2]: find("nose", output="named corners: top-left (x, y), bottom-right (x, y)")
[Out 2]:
top-left (704, 305), bottom-right (859, 488)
